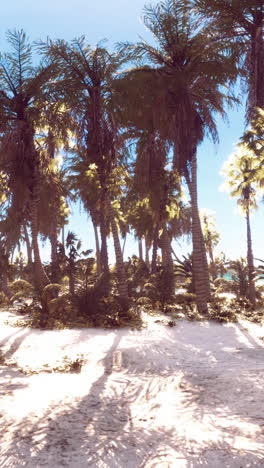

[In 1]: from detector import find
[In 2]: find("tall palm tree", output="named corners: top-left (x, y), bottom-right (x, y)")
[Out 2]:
top-left (193, 0), bottom-right (264, 117)
top-left (117, 0), bottom-right (237, 312)
top-left (0, 30), bottom-right (56, 291)
top-left (41, 37), bottom-right (126, 293)
top-left (221, 146), bottom-right (260, 303)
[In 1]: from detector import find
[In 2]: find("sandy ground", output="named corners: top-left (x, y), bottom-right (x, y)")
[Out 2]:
top-left (0, 309), bottom-right (264, 467)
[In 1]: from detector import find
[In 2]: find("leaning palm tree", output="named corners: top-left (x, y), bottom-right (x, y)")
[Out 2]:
top-left (0, 30), bottom-right (56, 291)
top-left (221, 146), bottom-right (260, 304)
top-left (193, 0), bottom-right (264, 117)
top-left (117, 0), bottom-right (238, 312)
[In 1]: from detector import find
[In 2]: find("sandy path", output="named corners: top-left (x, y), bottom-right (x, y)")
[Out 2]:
top-left (0, 310), bottom-right (264, 467)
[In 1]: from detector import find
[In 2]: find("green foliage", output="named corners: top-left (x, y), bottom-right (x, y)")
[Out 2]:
top-left (208, 296), bottom-right (264, 324)
top-left (256, 259), bottom-right (264, 281)
top-left (125, 256), bottom-right (150, 297)
top-left (174, 254), bottom-right (194, 293)
top-left (174, 292), bottom-right (196, 304)
top-left (139, 268), bottom-right (176, 311)
top-left (228, 258), bottom-right (250, 297)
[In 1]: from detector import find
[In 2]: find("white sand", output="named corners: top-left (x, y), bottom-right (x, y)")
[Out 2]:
top-left (0, 310), bottom-right (264, 467)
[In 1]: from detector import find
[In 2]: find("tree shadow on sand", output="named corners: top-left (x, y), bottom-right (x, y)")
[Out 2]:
top-left (0, 320), bottom-right (264, 467)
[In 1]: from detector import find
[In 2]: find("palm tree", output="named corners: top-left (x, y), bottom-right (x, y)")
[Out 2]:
top-left (241, 107), bottom-right (264, 174)
top-left (41, 37), bottom-right (126, 293)
top-left (193, 0), bottom-right (264, 117)
top-left (221, 146), bottom-right (260, 303)
top-left (117, 0), bottom-right (237, 312)
top-left (0, 30), bottom-right (56, 291)
top-left (200, 210), bottom-right (220, 280)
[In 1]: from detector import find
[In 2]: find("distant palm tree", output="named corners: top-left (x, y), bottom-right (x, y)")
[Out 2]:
top-left (200, 211), bottom-right (220, 280)
top-left (222, 147), bottom-right (260, 303)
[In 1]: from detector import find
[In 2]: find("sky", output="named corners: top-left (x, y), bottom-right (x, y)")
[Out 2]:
top-left (2, 0), bottom-right (263, 263)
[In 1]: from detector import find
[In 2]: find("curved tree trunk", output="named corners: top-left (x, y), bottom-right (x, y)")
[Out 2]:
top-left (109, 201), bottom-right (128, 298)
top-left (185, 153), bottom-right (210, 314)
top-left (246, 208), bottom-right (256, 304)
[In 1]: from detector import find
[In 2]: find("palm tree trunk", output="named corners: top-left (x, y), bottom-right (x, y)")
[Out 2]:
top-left (185, 153), bottom-right (210, 314)
top-left (138, 238), bottom-right (143, 261)
top-left (23, 224), bottom-right (33, 266)
top-left (151, 223), bottom-right (159, 274)
top-left (99, 188), bottom-right (109, 277)
top-left (145, 237), bottom-right (150, 269)
top-left (249, 12), bottom-right (264, 116)
top-left (50, 213), bottom-right (59, 283)
top-left (69, 260), bottom-right (75, 297)
top-left (161, 227), bottom-right (173, 273)
top-left (92, 217), bottom-right (101, 275)
top-left (246, 208), bottom-right (256, 304)
top-left (61, 225), bottom-right (65, 251)
top-left (108, 202), bottom-right (128, 298)
top-left (31, 164), bottom-right (50, 293)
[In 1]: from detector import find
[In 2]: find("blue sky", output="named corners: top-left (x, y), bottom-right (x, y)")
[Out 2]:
top-left (2, 0), bottom-right (263, 263)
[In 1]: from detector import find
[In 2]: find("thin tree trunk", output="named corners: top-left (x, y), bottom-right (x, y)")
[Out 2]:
top-left (92, 218), bottom-right (101, 275)
top-left (109, 202), bottom-right (128, 298)
top-left (99, 188), bottom-right (109, 277)
top-left (171, 246), bottom-right (178, 261)
top-left (151, 223), bottom-right (159, 274)
top-left (69, 261), bottom-right (75, 297)
top-left (185, 153), bottom-right (210, 314)
top-left (161, 226), bottom-right (174, 298)
top-left (145, 237), bottom-right (150, 269)
top-left (61, 225), bottom-right (65, 251)
top-left (31, 163), bottom-right (50, 293)
top-left (23, 224), bottom-right (33, 266)
top-left (138, 238), bottom-right (143, 261)
top-left (122, 233), bottom-right (127, 257)
top-left (50, 216), bottom-right (59, 283)
top-left (249, 12), bottom-right (264, 117)
top-left (246, 209), bottom-right (256, 304)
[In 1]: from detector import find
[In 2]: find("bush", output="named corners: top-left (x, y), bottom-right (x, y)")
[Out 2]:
top-left (10, 279), bottom-right (33, 294)
top-left (175, 292), bottom-right (196, 304)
